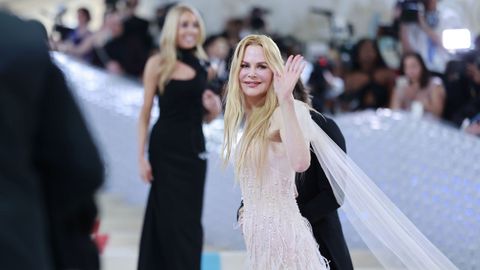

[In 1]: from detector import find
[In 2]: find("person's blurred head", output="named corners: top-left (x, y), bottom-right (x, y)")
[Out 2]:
top-left (421, 0), bottom-right (437, 11)
top-left (401, 52), bottom-right (431, 88)
top-left (204, 35), bottom-right (229, 60)
top-left (351, 38), bottom-right (386, 72)
top-left (105, 13), bottom-right (123, 37)
top-left (77, 7), bottom-right (91, 26)
top-left (160, 4), bottom-right (206, 51)
top-left (155, 2), bottom-right (177, 30)
top-left (224, 18), bottom-right (244, 40)
top-left (124, 0), bottom-right (139, 11)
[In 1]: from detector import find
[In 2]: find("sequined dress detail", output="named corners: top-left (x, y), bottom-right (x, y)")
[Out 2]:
top-left (238, 101), bottom-right (329, 270)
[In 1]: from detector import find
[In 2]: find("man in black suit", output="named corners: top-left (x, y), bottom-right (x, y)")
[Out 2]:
top-left (0, 11), bottom-right (104, 270)
top-left (238, 83), bottom-right (354, 269)
top-left (295, 113), bottom-right (354, 270)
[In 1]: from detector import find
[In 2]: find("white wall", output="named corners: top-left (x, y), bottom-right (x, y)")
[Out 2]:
top-left (138, 0), bottom-right (397, 41)
top-left (138, 0), bottom-right (480, 42)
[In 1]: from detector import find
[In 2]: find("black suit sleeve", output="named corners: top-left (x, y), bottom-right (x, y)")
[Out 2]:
top-left (34, 62), bottom-right (104, 270)
top-left (299, 114), bottom-right (347, 224)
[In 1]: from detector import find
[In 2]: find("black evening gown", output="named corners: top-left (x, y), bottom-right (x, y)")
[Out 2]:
top-left (138, 49), bottom-right (208, 270)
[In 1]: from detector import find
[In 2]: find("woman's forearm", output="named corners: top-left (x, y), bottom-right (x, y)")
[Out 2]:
top-left (279, 99), bottom-right (310, 172)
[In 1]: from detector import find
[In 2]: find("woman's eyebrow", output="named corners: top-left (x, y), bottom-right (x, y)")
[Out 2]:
top-left (241, 61), bottom-right (268, 65)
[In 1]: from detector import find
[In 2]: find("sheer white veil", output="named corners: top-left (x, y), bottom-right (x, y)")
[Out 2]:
top-left (306, 115), bottom-right (458, 269)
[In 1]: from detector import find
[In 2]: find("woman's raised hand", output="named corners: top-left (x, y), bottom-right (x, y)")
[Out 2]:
top-left (273, 55), bottom-right (306, 105)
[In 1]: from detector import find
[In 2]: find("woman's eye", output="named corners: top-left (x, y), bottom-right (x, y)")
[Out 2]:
top-left (240, 64), bottom-right (249, 68)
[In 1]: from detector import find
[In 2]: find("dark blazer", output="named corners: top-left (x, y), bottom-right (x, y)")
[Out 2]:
top-left (0, 12), bottom-right (103, 270)
top-left (296, 113), bottom-right (353, 270)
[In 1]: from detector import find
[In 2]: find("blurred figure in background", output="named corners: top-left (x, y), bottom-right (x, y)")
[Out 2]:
top-left (150, 2), bottom-right (178, 48)
top-left (118, 0), bottom-right (153, 54)
top-left (241, 6), bottom-right (269, 36)
top-left (341, 38), bottom-right (396, 111)
top-left (220, 18), bottom-right (244, 49)
top-left (0, 11), bottom-right (104, 270)
top-left (391, 52), bottom-right (445, 117)
top-left (399, 0), bottom-right (451, 73)
top-left (204, 34), bottom-right (230, 94)
top-left (54, 7), bottom-right (93, 61)
top-left (444, 35), bottom-right (480, 128)
top-left (137, 3), bottom-right (221, 270)
top-left (450, 52), bottom-right (480, 136)
top-left (96, 11), bottom-right (149, 77)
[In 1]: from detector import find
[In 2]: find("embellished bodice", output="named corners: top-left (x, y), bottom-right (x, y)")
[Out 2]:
top-left (239, 142), bottom-right (300, 217)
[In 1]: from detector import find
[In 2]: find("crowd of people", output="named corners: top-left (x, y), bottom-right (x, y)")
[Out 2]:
top-left (50, 0), bottom-right (479, 136)
top-left (1, 0), bottom-right (476, 269)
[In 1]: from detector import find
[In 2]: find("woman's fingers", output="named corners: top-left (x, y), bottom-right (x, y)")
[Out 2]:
top-left (285, 54), bottom-right (304, 74)
top-left (285, 55), bottom-right (293, 72)
top-left (291, 55), bottom-right (304, 73)
top-left (296, 60), bottom-right (306, 76)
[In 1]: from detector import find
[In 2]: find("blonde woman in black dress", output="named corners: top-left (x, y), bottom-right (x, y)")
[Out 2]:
top-left (137, 4), bottom-right (221, 269)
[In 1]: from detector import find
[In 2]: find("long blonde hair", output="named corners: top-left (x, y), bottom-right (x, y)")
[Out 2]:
top-left (157, 4), bottom-right (207, 93)
top-left (222, 35), bottom-right (285, 178)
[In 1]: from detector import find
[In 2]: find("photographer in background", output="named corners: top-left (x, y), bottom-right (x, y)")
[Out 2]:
top-left (443, 39), bottom-right (480, 122)
top-left (446, 35), bottom-right (480, 136)
top-left (399, 0), bottom-right (451, 74)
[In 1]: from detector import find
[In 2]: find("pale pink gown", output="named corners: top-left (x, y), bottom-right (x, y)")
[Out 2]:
top-left (238, 101), bottom-right (329, 270)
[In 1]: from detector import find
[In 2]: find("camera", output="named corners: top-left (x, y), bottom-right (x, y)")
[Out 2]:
top-left (400, 0), bottom-right (422, 23)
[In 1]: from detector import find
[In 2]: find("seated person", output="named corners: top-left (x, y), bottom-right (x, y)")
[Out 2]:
top-left (341, 38), bottom-right (396, 111)
top-left (391, 52), bottom-right (446, 117)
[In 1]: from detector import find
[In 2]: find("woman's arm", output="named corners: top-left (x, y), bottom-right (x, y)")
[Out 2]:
top-left (425, 80), bottom-right (446, 117)
top-left (418, 13), bottom-right (442, 47)
top-left (399, 23), bottom-right (414, 53)
top-left (137, 55), bottom-right (160, 182)
top-left (390, 77), bottom-right (407, 109)
top-left (275, 55), bottom-right (310, 172)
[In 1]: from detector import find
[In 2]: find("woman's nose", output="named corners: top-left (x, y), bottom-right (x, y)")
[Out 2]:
top-left (248, 69), bottom-right (257, 78)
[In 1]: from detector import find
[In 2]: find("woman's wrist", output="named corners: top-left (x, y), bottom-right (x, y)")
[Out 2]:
top-left (278, 94), bottom-right (294, 107)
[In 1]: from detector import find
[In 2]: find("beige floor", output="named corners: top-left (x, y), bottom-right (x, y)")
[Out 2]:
top-left (98, 192), bottom-right (384, 270)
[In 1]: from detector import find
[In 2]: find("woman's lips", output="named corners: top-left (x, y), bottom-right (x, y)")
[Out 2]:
top-left (244, 81), bottom-right (261, 87)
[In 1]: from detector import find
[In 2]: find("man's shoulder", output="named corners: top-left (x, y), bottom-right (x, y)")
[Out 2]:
top-left (0, 12), bottom-right (49, 61)
top-left (310, 113), bottom-right (346, 152)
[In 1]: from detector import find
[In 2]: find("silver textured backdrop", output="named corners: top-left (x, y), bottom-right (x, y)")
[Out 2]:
top-left (55, 53), bottom-right (480, 269)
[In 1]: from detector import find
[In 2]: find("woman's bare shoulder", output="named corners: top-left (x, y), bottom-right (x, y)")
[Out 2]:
top-left (147, 54), bottom-right (162, 67)
top-left (143, 54), bottom-right (163, 77)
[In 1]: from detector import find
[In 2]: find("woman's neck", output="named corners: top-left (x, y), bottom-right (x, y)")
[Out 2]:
top-left (244, 96), bottom-right (266, 113)
top-left (178, 47), bottom-right (196, 55)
